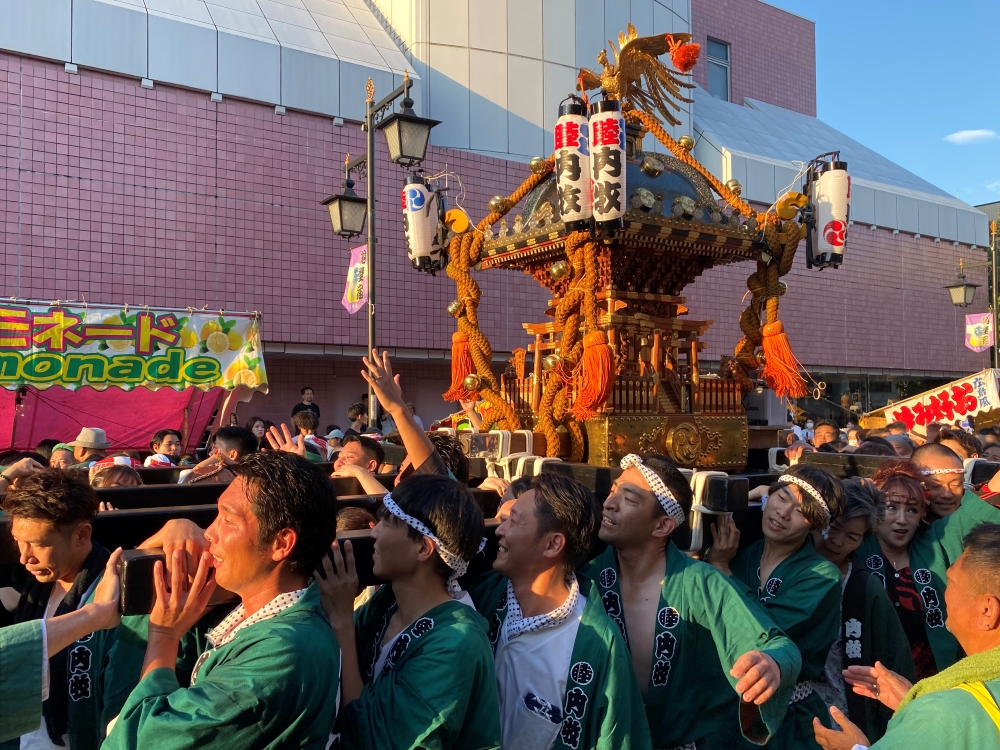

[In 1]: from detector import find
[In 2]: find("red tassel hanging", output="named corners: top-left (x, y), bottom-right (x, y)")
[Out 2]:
top-left (571, 331), bottom-right (616, 420)
top-left (761, 321), bottom-right (807, 399)
top-left (667, 36), bottom-right (701, 73)
top-left (443, 331), bottom-right (476, 402)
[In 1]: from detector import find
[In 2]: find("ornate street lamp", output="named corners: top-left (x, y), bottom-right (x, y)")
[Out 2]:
top-left (377, 89), bottom-right (439, 167)
top-left (946, 273), bottom-right (978, 307)
top-left (946, 259), bottom-right (980, 307)
top-left (321, 168), bottom-right (367, 238)
top-left (320, 71), bottom-right (439, 425)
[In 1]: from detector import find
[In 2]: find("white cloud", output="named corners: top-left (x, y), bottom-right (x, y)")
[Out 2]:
top-left (944, 129), bottom-right (998, 145)
top-left (987, 180), bottom-right (1000, 193)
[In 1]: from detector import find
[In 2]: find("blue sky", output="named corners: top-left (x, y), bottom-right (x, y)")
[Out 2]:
top-left (764, 0), bottom-right (1000, 207)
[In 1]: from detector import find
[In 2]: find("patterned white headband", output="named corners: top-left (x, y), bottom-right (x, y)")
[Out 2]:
top-left (778, 474), bottom-right (830, 519)
top-left (919, 468), bottom-right (965, 476)
top-left (620, 454), bottom-right (686, 526)
top-left (382, 493), bottom-right (486, 595)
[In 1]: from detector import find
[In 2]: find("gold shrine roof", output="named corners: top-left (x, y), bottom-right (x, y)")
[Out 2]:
top-left (480, 150), bottom-right (763, 273)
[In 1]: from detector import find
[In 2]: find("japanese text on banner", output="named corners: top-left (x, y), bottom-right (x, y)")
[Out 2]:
top-left (0, 303), bottom-right (266, 392)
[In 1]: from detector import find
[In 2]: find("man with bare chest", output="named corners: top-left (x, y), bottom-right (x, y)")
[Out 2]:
top-left (582, 454), bottom-right (801, 749)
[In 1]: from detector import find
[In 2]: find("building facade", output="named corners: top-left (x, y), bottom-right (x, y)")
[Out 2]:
top-left (0, 0), bottom-right (990, 428)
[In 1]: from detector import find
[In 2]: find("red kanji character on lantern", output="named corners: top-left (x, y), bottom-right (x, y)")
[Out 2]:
top-left (592, 118), bottom-right (621, 147)
top-left (912, 402), bottom-right (931, 427)
top-left (554, 121), bottom-right (580, 150)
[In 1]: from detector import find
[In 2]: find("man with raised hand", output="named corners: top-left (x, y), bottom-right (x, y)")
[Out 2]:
top-left (585, 453), bottom-right (801, 748)
top-left (469, 472), bottom-right (650, 750)
top-left (103, 451), bottom-right (341, 750)
top-left (318, 474), bottom-right (501, 750)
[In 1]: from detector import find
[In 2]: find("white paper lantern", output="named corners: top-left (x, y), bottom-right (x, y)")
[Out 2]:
top-left (588, 99), bottom-right (627, 232)
top-left (554, 98), bottom-right (592, 231)
top-left (811, 161), bottom-right (850, 267)
top-left (401, 175), bottom-right (445, 273)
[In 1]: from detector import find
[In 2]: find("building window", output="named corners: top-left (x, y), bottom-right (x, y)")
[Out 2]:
top-left (707, 39), bottom-right (730, 102)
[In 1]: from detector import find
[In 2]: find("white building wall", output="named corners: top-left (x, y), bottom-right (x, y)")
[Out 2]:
top-left (370, 0), bottom-right (694, 161)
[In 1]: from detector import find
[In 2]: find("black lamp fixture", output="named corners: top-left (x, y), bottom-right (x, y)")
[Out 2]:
top-left (375, 74), bottom-right (440, 167)
top-left (321, 159), bottom-right (367, 238)
top-left (946, 259), bottom-right (979, 307)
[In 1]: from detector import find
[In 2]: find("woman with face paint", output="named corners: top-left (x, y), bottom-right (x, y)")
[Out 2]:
top-left (854, 464), bottom-right (963, 681)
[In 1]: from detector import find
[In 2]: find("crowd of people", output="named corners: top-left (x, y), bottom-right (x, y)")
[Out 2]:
top-left (2, 354), bottom-right (1000, 750)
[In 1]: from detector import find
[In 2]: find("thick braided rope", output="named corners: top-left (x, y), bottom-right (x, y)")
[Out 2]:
top-left (537, 230), bottom-right (595, 459)
top-left (443, 159), bottom-right (553, 430)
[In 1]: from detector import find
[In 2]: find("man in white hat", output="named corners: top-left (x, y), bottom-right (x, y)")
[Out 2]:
top-left (67, 429), bottom-right (111, 468)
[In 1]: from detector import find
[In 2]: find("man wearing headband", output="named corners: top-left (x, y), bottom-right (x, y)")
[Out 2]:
top-left (709, 463), bottom-right (846, 749)
top-left (318, 475), bottom-right (501, 749)
top-left (468, 472), bottom-right (650, 749)
top-left (583, 453), bottom-right (801, 748)
top-left (912, 444), bottom-right (1000, 566)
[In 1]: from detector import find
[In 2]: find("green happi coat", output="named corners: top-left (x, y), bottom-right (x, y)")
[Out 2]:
top-left (104, 584), bottom-right (340, 749)
top-left (581, 542), bottom-right (802, 749)
top-left (0, 571), bottom-right (140, 750)
top-left (856, 533), bottom-right (961, 671)
top-left (340, 585), bottom-right (501, 750)
top-left (868, 677), bottom-right (1000, 749)
top-left (469, 571), bottom-right (652, 750)
top-left (854, 490), bottom-right (997, 674)
top-left (729, 537), bottom-right (841, 750)
top-left (931, 490), bottom-right (1000, 568)
top-left (0, 621), bottom-right (45, 743)
top-left (833, 565), bottom-right (915, 743)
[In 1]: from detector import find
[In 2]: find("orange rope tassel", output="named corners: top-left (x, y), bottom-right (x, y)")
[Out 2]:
top-left (443, 331), bottom-right (475, 402)
top-left (571, 331), bottom-right (616, 420)
top-left (761, 321), bottom-right (807, 399)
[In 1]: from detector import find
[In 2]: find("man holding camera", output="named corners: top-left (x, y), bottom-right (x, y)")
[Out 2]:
top-left (103, 451), bottom-right (342, 750)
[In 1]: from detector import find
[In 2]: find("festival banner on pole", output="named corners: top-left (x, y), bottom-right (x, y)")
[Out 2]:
top-left (342, 244), bottom-right (369, 314)
top-left (966, 312), bottom-right (995, 353)
top-left (0, 302), bottom-right (267, 392)
top-left (883, 369), bottom-right (1000, 430)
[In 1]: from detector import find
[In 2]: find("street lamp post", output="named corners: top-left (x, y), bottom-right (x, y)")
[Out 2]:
top-left (946, 248), bottom-right (999, 368)
top-left (321, 73), bottom-right (439, 427)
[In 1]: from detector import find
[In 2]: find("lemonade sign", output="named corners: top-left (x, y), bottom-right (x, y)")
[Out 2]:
top-left (0, 303), bottom-right (267, 392)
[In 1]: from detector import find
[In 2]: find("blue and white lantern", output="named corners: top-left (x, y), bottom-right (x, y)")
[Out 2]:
top-left (401, 174), bottom-right (445, 273)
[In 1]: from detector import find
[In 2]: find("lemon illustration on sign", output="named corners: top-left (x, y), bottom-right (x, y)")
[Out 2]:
top-left (205, 331), bottom-right (229, 354)
top-left (180, 327), bottom-right (198, 349)
top-left (103, 315), bottom-right (131, 351)
top-left (226, 330), bottom-right (243, 351)
top-left (201, 320), bottom-right (222, 340)
top-left (232, 369), bottom-right (258, 387)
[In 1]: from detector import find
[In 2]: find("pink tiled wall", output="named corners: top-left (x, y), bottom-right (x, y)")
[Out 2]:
top-left (684, 226), bottom-right (990, 375)
top-left (0, 52), bottom-right (549, 356)
top-left (691, 0), bottom-right (817, 117)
